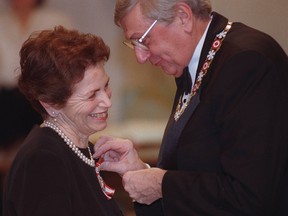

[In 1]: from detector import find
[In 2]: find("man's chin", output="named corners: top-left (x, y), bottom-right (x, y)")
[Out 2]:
top-left (162, 68), bottom-right (181, 77)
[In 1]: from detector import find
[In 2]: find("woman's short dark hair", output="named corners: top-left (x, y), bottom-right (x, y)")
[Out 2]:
top-left (18, 26), bottom-right (110, 118)
top-left (9, 0), bottom-right (46, 7)
top-left (35, 0), bottom-right (45, 7)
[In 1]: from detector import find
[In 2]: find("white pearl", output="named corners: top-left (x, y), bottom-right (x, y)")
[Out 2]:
top-left (43, 121), bottom-right (95, 167)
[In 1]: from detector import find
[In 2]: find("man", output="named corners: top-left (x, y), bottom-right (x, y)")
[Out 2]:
top-left (94, 0), bottom-right (288, 215)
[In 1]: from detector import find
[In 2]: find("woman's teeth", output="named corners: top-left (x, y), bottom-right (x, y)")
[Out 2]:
top-left (90, 112), bottom-right (107, 118)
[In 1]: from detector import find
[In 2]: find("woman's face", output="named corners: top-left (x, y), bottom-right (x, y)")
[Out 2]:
top-left (59, 63), bottom-right (112, 136)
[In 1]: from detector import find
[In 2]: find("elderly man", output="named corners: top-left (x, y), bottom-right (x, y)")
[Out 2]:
top-left (94, 0), bottom-right (288, 215)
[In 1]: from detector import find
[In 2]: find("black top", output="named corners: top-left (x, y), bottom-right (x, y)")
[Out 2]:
top-left (3, 126), bottom-right (123, 216)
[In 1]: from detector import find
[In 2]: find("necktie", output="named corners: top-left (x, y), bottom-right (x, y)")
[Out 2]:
top-left (175, 67), bottom-right (192, 94)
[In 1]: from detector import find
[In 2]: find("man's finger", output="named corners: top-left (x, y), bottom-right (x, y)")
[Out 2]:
top-left (98, 161), bottom-right (125, 175)
top-left (93, 137), bottom-right (115, 158)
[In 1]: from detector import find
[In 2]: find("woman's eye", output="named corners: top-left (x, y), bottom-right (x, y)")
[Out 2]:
top-left (88, 91), bottom-right (97, 99)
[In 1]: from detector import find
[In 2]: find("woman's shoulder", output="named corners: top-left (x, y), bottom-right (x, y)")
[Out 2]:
top-left (11, 126), bottom-right (68, 170)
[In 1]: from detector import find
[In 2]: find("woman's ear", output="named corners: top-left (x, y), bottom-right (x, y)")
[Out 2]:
top-left (39, 100), bottom-right (59, 117)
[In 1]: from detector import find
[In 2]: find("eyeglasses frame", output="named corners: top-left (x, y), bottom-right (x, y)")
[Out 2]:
top-left (123, 19), bottom-right (158, 50)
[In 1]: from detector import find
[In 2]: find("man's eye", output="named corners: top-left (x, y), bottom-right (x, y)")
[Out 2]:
top-left (105, 80), bottom-right (111, 90)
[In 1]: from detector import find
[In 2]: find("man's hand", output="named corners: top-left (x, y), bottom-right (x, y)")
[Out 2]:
top-left (123, 168), bottom-right (167, 205)
top-left (93, 135), bottom-right (147, 176)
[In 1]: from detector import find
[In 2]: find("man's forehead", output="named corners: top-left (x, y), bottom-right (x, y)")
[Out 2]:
top-left (120, 4), bottom-right (150, 38)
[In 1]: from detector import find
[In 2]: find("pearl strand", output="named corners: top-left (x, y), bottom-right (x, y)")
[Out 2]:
top-left (43, 120), bottom-right (95, 167)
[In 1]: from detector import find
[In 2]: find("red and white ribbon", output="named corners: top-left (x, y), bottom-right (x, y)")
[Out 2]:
top-left (95, 162), bottom-right (115, 200)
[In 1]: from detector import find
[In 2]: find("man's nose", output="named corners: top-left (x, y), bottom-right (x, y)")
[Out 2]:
top-left (134, 47), bottom-right (151, 64)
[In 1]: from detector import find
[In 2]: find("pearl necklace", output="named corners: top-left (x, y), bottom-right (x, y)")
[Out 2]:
top-left (174, 21), bottom-right (232, 121)
top-left (43, 120), bottom-right (115, 199)
top-left (43, 120), bottom-right (95, 167)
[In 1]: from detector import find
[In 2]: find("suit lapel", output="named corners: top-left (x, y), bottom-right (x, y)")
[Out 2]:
top-left (157, 13), bottom-right (230, 169)
top-left (199, 12), bottom-right (229, 73)
top-left (158, 70), bottom-right (200, 169)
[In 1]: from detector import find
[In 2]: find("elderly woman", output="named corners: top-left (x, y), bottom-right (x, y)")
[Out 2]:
top-left (3, 26), bottom-right (123, 216)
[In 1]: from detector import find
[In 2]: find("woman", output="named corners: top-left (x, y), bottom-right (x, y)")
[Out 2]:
top-left (3, 26), bottom-right (123, 216)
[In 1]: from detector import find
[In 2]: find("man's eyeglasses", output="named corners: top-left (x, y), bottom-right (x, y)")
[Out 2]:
top-left (123, 19), bottom-right (158, 51)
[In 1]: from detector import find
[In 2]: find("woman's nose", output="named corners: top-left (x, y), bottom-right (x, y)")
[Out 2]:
top-left (134, 47), bottom-right (151, 64)
top-left (100, 92), bottom-right (112, 108)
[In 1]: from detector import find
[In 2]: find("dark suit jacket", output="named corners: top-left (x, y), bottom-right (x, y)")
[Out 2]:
top-left (135, 12), bottom-right (288, 216)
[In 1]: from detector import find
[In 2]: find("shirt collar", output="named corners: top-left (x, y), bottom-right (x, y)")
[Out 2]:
top-left (188, 18), bottom-right (212, 87)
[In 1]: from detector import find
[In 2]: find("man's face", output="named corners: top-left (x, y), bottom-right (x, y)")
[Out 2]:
top-left (120, 3), bottom-right (192, 78)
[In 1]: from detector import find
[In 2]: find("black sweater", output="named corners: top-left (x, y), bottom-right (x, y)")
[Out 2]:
top-left (3, 126), bottom-right (123, 216)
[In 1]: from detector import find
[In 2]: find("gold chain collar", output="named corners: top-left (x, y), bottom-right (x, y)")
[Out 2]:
top-left (174, 21), bottom-right (233, 121)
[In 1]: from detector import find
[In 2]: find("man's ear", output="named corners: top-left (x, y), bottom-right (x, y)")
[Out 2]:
top-left (39, 100), bottom-right (59, 117)
top-left (175, 2), bottom-right (193, 32)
